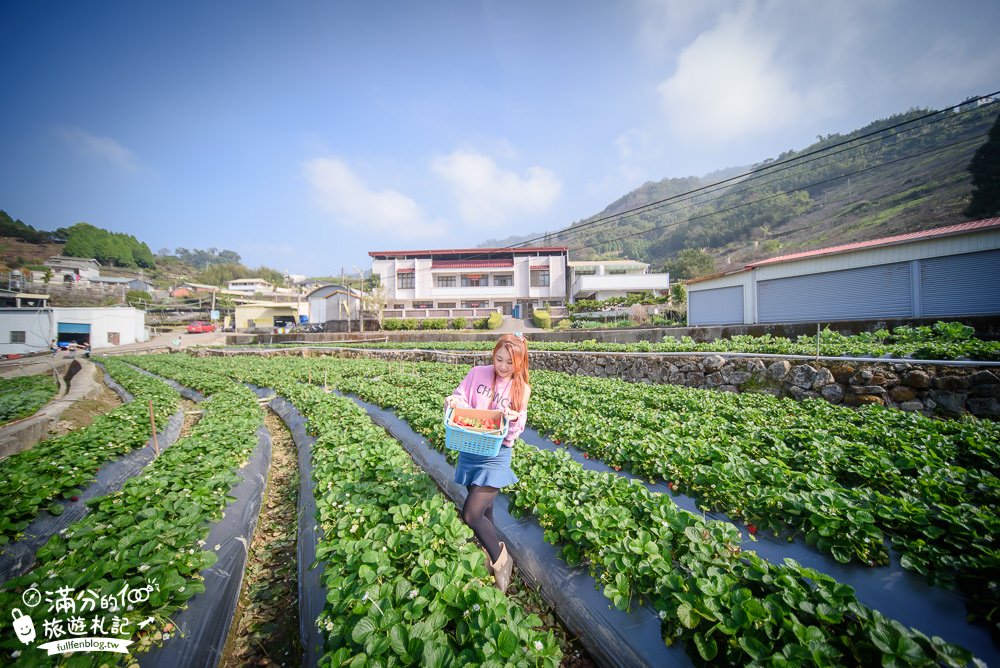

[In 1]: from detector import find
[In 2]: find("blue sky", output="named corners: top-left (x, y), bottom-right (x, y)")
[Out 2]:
top-left (2, 1), bottom-right (999, 277)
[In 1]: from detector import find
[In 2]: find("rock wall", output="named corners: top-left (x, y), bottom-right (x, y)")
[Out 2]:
top-left (200, 347), bottom-right (1000, 420)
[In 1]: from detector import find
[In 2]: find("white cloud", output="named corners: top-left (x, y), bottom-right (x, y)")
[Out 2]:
top-left (431, 150), bottom-right (561, 226)
top-left (57, 126), bottom-right (139, 172)
top-left (303, 157), bottom-right (447, 239)
top-left (634, 0), bottom-right (732, 58)
top-left (656, 8), bottom-right (816, 144)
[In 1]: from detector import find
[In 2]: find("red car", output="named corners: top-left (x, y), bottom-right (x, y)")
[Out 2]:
top-left (186, 321), bottom-right (216, 334)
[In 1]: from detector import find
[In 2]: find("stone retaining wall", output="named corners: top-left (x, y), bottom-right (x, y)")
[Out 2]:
top-left (199, 347), bottom-right (1000, 420)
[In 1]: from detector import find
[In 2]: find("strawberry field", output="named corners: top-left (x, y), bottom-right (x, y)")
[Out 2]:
top-left (1, 350), bottom-right (997, 667)
top-left (0, 374), bottom-right (58, 426)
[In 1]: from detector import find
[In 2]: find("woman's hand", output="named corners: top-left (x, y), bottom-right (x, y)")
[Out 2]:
top-left (445, 396), bottom-right (463, 409)
top-left (503, 407), bottom-right (519, 422)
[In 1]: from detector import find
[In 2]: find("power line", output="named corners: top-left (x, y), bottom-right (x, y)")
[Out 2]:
top-left (563, 134), bottom-right (985, 256)
top-left (505, 91), bottom-right (999, 252)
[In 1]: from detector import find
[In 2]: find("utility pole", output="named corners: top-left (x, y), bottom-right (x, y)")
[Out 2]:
top-left (353, 265), bottom-right (365, 334)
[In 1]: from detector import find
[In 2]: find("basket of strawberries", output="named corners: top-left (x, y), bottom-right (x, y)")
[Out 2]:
top-left (444, 407), bottom-right (508, 457)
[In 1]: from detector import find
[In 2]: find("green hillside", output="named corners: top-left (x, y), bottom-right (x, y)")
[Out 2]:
top-left (518, 103), bottom-right (999, 274)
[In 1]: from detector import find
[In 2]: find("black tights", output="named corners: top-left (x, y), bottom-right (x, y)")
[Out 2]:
top-left (462, 485), bottom-right (501, 562)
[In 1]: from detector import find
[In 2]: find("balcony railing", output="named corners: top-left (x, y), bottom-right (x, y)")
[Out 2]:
top-left (383, 307), bottom-right (501, 319)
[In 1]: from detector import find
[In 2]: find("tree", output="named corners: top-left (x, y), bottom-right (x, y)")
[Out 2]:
top-left (670, 282), bottom-right (687, 305)
top-left (966, 112), bottom-right (1000, 218)
top-left (663, 248), bottom-right (716, 280)
top-left (126, 290), bottom-right (152, 307)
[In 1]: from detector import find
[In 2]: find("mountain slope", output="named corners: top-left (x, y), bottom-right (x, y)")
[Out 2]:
top-left (509, 103), bottom-right (999, 274)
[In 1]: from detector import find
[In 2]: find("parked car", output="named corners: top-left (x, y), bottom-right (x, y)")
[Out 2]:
top-left (186, 321), bottom-right (216, 334)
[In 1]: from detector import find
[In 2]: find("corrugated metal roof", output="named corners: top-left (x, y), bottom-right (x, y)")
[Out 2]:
top-left (370, 246), bottom-right (567, 258)
top-left (395, 268), bottom-right (415, 273)
top-left (747, 217), bottom-right (1000, 268)
top-left (431, 260), bottom-right (514, 268)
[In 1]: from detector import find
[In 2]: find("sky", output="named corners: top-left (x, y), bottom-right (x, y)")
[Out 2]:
top-left (1, 1), bottom-right (999, 277)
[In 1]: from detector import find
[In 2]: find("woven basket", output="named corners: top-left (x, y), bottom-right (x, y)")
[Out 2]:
top-left (444, 407), bottom-right (508, 457)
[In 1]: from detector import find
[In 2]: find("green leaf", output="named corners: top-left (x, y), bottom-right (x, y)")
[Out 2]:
top-left (738, 635), bottom-right (769, 660)
top-left (351, 617), bottom-right (377, 644)
top-left (677, 603), bottom-right (700, 629)
top-left (422, 640), bottom-right (449, 668)
top-left (693, 633), bottom-right (718, 661)
top-left (496, 629), bottom-right (518, 658)
top-left (389, 624), bottom-right (409, 657)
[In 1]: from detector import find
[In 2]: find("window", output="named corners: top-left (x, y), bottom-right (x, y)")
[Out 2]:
top-left (10, 331), bottom-right (25, 343)
top-left (493, 274), bottom-right (513, 286)
top-left (393, 304), bottom-right (405, 309)
top-left (609, 269), bottom-right (627, 275)
top-left (436, 275), bottom-right (456, 288)
top-left (461, 274), bottom-right (487, 287)
top-left (462, 301), bottom-right (487, 308)
top-left (107, 332), bottom-right (120, 345)
top-left (530, 270), bottom-right (550, 287)
top-left (413, 302), bottom-right (433, 309)
top-left (575, 267), bottom-right (596, 275)
top-left (396, 272), bottom-right (414, 289)
top-left (437, 302), bottom-right (456, 308)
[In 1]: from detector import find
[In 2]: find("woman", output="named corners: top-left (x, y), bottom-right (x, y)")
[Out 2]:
top-left (445, 333), bottom-right (530, 592)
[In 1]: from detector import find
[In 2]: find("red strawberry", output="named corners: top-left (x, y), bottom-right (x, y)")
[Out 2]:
top-left (582, 453), bottom-right (589, 459)
top-left (746, 524), bottom-right (758, 535)
top-left (552, 439), bottom-right (560, 445)
top-left (667, 482), bottom-right (676, 491)
top-left (613, 465), bottom-right (621, 472)
top-left (70, 495), bottom-right (79, 502)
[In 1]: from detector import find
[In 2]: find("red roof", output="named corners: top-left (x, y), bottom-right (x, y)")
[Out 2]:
top-left (395, 268), bottom-right (414, 273)
top-left (370, 246), bottom-right (567, 258)
top-left (747, 218), bottom-right (1000, 268)
top-left (431, 259), bottom-right (514, 269)
top-left (530, 265), bottom-right (549, 270)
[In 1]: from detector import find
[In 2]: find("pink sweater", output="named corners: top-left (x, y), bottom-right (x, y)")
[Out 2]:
top-left (450, 365), bottom-right (530, 447)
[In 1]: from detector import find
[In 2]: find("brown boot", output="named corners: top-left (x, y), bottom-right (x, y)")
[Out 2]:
top-left (481, 546), bottom-right (495, 576)
top-left (490, 542), bottom-right (513, 593)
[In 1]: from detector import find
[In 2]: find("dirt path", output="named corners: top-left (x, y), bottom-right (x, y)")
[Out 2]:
top-left (46, 364), bottom-right (122, 437)
top-left (221, 408), bottom-right (300, 667)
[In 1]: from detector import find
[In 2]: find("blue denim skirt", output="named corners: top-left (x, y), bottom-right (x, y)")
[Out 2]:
top-left (454, 446), bottom-right (518, 488)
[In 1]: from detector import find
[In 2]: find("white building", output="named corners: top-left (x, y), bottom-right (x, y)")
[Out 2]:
top-left (370, 246), bottom-right (569, 319)
top-left (307, 284), bottom-right (363, 326)
top-left (686, 218), bottom-right (1000, 326)
top-left (567, 260), bottom-right (670, 302)
top-left (44, 256), bottom-right (101, 283)
top-left (1, 306), bottom-right (147, 355)
top-left (227, 278), bottom-right (275, 294)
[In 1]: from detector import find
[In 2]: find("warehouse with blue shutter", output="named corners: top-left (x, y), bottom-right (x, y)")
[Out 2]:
top-left (686, 218), bottom-right (1000, 326)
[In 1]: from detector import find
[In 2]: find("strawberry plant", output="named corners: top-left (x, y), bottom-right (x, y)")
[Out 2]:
top-left (153, 354), bottom-right (562, 665)
top-left (0, 359), bottom-right (178, 546)
top-left (0, 366), bottom-right (262, 666)
top-left (175, 355), bottom-right (988, 666)
top-left (0, 374), bottom-right (58, 425)
top-left (300, 320), bottom-right (1000, 360)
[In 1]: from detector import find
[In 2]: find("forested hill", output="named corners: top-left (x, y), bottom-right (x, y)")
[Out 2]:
top-left (487, 102), bottom-right (999, 275)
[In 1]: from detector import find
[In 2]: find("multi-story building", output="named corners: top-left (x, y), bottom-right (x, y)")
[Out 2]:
top-left (370, 247), bottom-right (568, 319)
top-left (567, 259), bottom-right (670, 302)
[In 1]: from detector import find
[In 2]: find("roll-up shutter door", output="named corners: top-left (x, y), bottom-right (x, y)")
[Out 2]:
top-left (920, 249), bottom-right (1000, 317)
top-left (688, 285), bottom-right (743, 325)
top-left (57, 322), bottom-right (91, 334)
top-left (757, 262), bottom-right (912, 323)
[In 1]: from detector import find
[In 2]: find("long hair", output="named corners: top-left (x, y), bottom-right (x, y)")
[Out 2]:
top-left (493, 333), bottom-right (530, 411)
